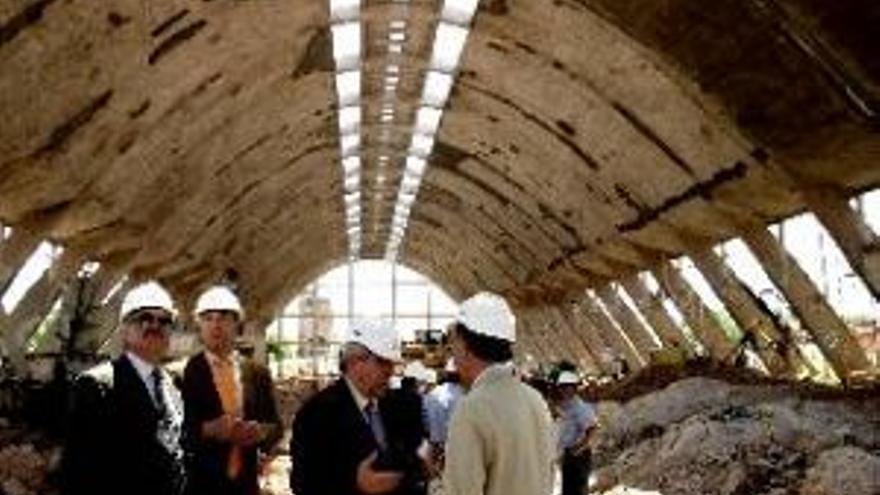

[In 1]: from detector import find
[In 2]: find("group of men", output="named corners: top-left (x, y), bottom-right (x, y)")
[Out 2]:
top-left (60, 281), bottom-right (597, 495)
top-left (61, 282), bottom-right (282, 495)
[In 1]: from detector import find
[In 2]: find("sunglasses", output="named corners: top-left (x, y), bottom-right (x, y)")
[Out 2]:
top-left (126, 311), bottom-right (175, 332)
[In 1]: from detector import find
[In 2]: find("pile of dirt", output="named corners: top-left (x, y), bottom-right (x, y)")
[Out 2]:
top-left (0, 418), bottom-right (61, 495)
top-left (591, 377), bottom-right (880, 495)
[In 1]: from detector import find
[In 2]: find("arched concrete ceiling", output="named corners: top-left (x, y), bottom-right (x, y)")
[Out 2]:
top-left (0, 0), bottom-right (878, 320)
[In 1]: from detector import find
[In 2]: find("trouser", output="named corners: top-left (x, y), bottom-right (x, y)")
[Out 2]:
top-left (561, 448), bottom-right (590, 495)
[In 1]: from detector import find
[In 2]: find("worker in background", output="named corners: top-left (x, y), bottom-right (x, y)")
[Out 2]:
top-left (181, 286), bottom-right (282, 495)
top-left (383, 361), bottom-right (431, 495)
top-left (554, 370), bottom-right (597, 495)
top-left (443, 292), bottom-right (555, 495)
top-left (291, 320), bottom-right (430, 495)
top-left (61, 281), bottom-right (186, 495)
top-left (423, 358), bottom-right (464, 465)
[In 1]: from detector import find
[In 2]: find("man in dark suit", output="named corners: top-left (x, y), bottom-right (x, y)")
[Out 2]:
top-left (181, 286), bottom-right (282, 495)
top-left (291, 320), bottom-right (429, 495)
top-left (61, 281), bottom-right (186, 495)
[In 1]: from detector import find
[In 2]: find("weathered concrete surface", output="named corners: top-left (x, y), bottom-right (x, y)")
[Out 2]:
top-left (0, 0), bottom-right (877, 364)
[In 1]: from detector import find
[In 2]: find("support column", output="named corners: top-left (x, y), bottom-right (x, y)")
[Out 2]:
top-left (1, 250), bottom-right (85, 372)
top-left (0, 229), bottom-right (41, 296)
top-left (689, 246), bottom-right (793, 375)
top-left (511, 309), bottom-right (549, 364)
top-left (542, 305), bottom-right (600, 372)
top-left (532, 306), bottom-right (581, 365)
top-left (596, 285), bottom-right (662, 359)
top-left (743, 226), bottom-right (871, 379)
top-left (519, 309), bottom-right (564, 363)
top-left (557, 302), bottom-right (617, 374)
top-left (651, 262), bottom-right (737, 361)
top-left (619, 275), bottom-right (698, 357)
top-left (801, 185), bottom-right (880, 300)
top-left (577, 293), bottom-right (645, 370)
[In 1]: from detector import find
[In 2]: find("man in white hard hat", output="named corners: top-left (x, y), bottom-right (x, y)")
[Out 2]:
top-left (181, 285), bottom-right (282, 495)
top-left (61, 281), bottom-right (186, 495)
top-left (292, 319), bottom-right (429, 495)
top-left (554, 369), bottom-right (597, 495)
top-left (443, 292), bottom-right (555, 495)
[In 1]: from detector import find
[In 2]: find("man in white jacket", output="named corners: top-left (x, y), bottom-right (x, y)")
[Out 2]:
top-left (443, 292), bottom-right (555, 495)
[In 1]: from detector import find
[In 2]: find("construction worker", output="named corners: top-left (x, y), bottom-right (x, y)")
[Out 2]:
top-left (291, 319), bottom-right (429, 495)
top-left (61, 281), bottom-right (186, 495)
top-left (443, 292), bottom-right (555, 495)
top-left (423, 358), bottom-right (464, 460)
top-left (555, 370), bottom-right (597, 495)
top-left (181, 286), bottom-right (282, 495)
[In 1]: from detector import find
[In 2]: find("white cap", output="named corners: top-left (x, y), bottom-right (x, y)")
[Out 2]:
top-left (457, 292), bottom-right (516, 342)
top-left (120, 281), bottom-right (176, 322)
top-left (349, 319), bottom-right (402, 362)
top-left (403, 360), bottom-right (428, 380)
top-left (195, 286), bottom-right (243, 318)
top-left (557, 370), bottom-right (580, 386)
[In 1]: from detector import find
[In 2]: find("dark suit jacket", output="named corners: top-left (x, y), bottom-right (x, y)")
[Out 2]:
top-left (61, 355), bottom-right (185, 495)
top-left (181, 352), bottom-right (282, 495)
top-left (290, 378), bottom-right (427, 495)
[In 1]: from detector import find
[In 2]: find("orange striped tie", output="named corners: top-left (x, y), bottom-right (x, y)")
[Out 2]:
top-left (215, 358), bottom-right (243, 479)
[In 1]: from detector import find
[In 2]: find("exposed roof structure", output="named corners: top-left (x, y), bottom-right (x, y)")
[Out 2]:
top-left (0, 0), bottom-right (878, 380)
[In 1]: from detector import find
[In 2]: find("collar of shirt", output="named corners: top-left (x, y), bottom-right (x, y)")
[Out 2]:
top-left (344, 376), bottom-right (372, 414)
top-left (126, 351), bottom-right (157, 386)
top-left (205, 349), bottom-right (239, 368)
top-left (470, 361), bottom-right (516, 391)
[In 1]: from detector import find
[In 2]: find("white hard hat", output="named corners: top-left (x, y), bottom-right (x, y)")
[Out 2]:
top-left (349, 319), bottom-right (402, 362)
top-left (457, 292), bottom-right (516, 342)
top-left (120, 281), bottom-right (176, 322)
top-left (195, 286), bottom-right (243, 318)
top-left (444, 358), bottom-right (457, 373)
top-left (557, 370), bottom-right (580, 386)
top-left (423, 368), bottom-right (437, 385)
top-left (403, 360), bottom-right (428, 380)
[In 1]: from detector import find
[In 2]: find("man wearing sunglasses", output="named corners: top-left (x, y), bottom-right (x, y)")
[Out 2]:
top-left (61, 281), bottom-right (186, 495)
top-left (181, 286), bottom-right (282, 495)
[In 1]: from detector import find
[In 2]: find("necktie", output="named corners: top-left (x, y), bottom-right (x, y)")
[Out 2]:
top-left (364, 401), bottom-right (387, 451)
top-left (151, 369), bottom-right (167, 417)
top-left (214, 358), bottom-right (243, 479)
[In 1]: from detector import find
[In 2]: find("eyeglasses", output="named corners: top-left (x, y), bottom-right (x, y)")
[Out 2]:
top-left (126, 311), bottom-right (175, 332)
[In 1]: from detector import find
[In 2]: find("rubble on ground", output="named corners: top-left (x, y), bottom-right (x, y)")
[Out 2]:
top-left (0, 419), bottom-right (61, 495)
top-left (592, 376), bottom-right (880, 495)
